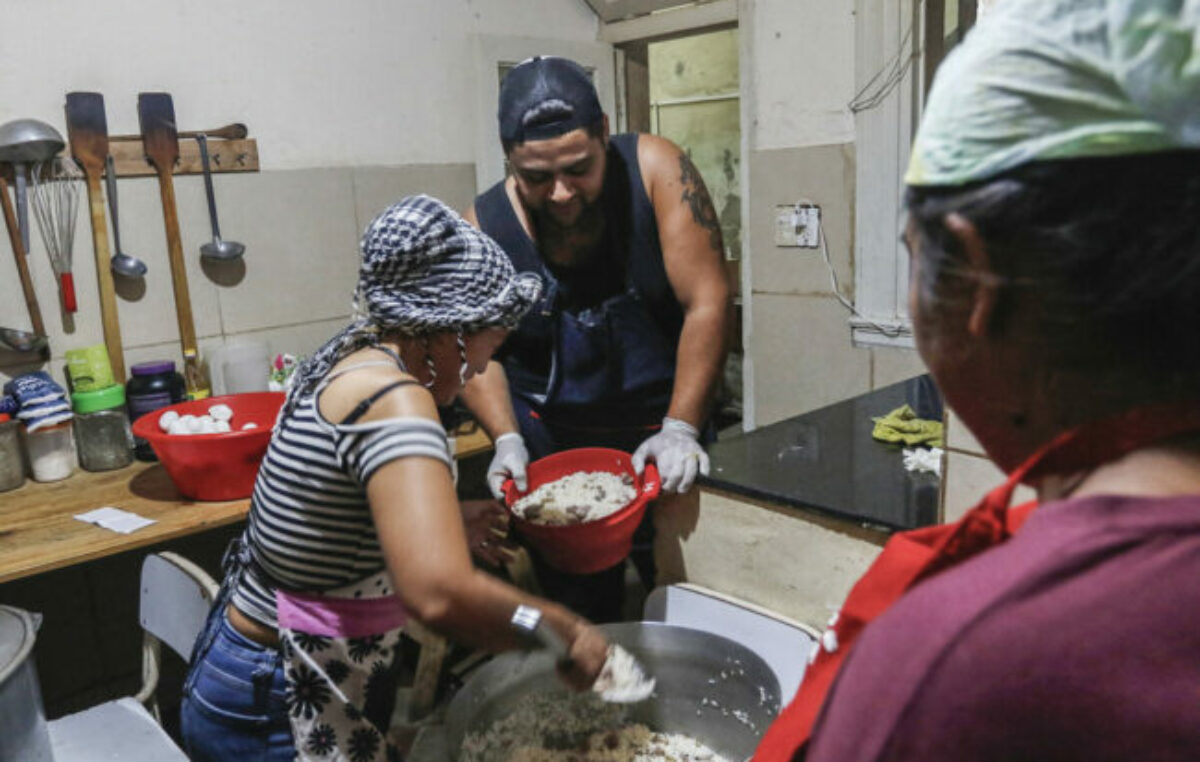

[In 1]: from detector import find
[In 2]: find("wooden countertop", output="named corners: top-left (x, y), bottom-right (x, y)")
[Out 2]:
top-left (0, 424), bottom-right (492, 584)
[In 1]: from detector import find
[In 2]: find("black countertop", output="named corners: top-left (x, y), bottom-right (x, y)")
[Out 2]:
top-left (700, 376), bottom-right (943, 532)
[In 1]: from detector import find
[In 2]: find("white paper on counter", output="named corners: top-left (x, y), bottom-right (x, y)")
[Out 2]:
top-left (74, 506), bottom-right (157, 534)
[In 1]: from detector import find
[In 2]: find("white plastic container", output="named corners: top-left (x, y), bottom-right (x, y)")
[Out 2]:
top-left (208, 340), bottom-right (270, 396)
top-left (24, 421), bottom-right (76, 482)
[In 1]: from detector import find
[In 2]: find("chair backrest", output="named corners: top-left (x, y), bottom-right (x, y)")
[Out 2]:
top-left (138, 552), bottom-right (219, 661)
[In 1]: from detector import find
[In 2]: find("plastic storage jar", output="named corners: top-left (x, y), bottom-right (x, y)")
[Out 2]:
top-left (0, 414), bottom-right (24, 492)
top-left (24, 421), bottom-right (76, 482)
top-left (72, 385), bottom-right (133, 472)
top-left (126, 361), bottom-right (186, 461)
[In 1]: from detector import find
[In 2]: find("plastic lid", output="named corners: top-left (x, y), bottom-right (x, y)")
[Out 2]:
top-left (0, 605), bottom-right (37, 684)
top-left (71, 384), bottom-right (127, 414)
top-left (130, 360), bottom-right (176, 376)
top-left (0, 413), bottom-right (9, 423)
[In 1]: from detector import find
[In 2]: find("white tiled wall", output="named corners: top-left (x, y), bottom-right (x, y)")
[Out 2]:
top-left (945, 408), bottom-right (982, 453)
top-left (0, 0), bottom-right (599, 386)
top-left (942, 411), bottom-right (1036, 522)
top-left (745, 143), bottom-right (928, 427)
top-left (750, 293), bottom-right (873, 426)
top-left (872, 345), bottom-right (927, 389)
top-left (0, 163), bottom-right (475, 388)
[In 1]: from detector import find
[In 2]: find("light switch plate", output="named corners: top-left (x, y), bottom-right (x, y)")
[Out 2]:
top-left (774, 203), bottom-right (821, 248)
top-left (774, 205), bottom-right (799, 247)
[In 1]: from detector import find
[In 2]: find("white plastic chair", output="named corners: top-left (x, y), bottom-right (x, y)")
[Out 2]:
top-left (47, 551), bottom-right (218, 761)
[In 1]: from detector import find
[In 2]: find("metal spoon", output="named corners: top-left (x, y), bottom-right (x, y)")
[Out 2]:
top-left (0, 119), bottom-right (65, 255)
top-left (104, 154), bottom-right (146, 277)
top-left (195, 134), bottom-right (244, 261)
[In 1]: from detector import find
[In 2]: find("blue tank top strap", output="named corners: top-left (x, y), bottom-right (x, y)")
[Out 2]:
top-left (609, 133), bottom-right (658, 257)
top-left (474, 182), bottom-right (546, 277)
top-left (606, 134), bottom-right (680, 336)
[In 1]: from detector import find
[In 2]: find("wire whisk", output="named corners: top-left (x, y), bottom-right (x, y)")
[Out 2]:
top-left (29, 155), bottom-right (82, 313)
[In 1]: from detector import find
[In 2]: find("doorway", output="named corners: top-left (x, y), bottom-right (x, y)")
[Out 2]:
top-left (621, 26), bottom-right (742, 432)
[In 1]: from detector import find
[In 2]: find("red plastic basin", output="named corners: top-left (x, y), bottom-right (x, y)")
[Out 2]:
top-left (503, 447), bottom-right (661, 574)
top-left (130, 391), bottom-right (284, 501)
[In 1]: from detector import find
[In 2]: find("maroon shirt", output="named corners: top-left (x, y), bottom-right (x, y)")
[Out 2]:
top-left (808, 493), bottom-right (1200, 762)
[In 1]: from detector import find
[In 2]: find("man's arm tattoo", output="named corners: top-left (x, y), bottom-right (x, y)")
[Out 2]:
top-left (678, 153), bottom-right (724, 255)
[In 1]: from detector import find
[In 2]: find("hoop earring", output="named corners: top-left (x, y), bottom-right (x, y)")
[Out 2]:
top-left (457, 331), bottom-right (469, 387)
top-left (420, 336), bottom-right (437, 389)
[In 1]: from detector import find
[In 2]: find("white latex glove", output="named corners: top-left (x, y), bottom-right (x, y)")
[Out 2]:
top-left (487, 432), bottom-right (530, 499)
top-left (631, 417), bottom-right (710, 494)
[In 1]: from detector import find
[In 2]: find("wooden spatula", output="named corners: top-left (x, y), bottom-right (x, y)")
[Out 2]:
top-left (138, 92), bottom-right (207, 399)
top-left (0, 175), bottom-right (47, 340)
top-left (65, 92), bottom-right (125, 381)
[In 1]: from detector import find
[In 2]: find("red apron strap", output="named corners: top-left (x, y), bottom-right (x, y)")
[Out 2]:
top-left (754, 399), bottom-right (1200, 761)
top-left (754, 471), bottom-right (1029, 761)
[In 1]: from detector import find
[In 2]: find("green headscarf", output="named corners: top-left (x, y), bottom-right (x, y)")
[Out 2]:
top-left (906, 0), bottom-right (1200, 187)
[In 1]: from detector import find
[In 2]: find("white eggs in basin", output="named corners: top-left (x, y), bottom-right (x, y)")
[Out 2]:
top-left (159, 404), bottom-right (249, 435)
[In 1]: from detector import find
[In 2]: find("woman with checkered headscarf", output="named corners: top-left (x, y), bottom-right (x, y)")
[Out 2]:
top-left (182, 195), bottom-right (610, 762)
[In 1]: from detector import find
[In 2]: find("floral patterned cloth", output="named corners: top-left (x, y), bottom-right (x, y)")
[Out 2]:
top-left (278, 571), bottom-right (407, 762)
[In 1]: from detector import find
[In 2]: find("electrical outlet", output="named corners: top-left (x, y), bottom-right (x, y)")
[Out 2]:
top-left (774, 204), bottom-right (821, 248)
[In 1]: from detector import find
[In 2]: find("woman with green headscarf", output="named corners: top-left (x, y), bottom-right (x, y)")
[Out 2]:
top-left (756, 1), bottom-right (1200, 759)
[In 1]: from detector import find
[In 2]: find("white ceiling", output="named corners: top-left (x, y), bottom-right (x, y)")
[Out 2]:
top-left (581, 0), bottom-right (700, 23)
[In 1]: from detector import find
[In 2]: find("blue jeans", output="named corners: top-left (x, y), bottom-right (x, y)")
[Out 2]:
top-left (180, 606), bottom-right (294, 760)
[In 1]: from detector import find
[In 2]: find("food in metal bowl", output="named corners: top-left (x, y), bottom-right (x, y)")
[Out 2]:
top-left (447, 623), bottom-right (781, 762)
top-left (511, 471), bottom-right (637, 526)
top-left (460, 691), bottom-right (731, 761)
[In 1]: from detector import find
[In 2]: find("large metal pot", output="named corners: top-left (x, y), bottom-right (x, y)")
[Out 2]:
top-left (445, 622), bottom-right (781, 760)
top-left (0, 605), bottom-right (54, 761)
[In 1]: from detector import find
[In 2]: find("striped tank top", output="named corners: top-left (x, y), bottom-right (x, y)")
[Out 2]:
top-left (230, 362), bottom-right (452, 628)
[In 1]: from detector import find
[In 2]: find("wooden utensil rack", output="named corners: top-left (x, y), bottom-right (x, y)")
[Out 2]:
top-left (0, 138), bottom-right (259, 182)
top-left (108, 137), bottom-right (258, 178)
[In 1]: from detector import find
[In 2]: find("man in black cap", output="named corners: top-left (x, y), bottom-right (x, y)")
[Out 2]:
top-left (461, 55), bottom-right (731, 622)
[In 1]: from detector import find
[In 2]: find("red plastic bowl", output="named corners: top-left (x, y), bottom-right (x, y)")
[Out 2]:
top-left (130, 391), bottom-right (284, 501)
top-left (502, 448), bottom-right (661, 574)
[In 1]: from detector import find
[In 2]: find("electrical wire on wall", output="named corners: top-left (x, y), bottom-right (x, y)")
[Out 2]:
top-left (849, 4), bottom-right (921, 114)
top-left (792, 198), bottom-right (908, 338)
top-left (837, 0), bottom-right (926, 339)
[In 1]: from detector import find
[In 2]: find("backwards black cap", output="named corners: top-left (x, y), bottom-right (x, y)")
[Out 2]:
top-left (498, 56), bottom-right (604, 144)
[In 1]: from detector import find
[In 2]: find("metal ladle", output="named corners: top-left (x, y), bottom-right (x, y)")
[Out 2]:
top-left (0, 172), bottom-right (48, 355)
top-left (0, 119), bottom-right (65, 255)
top-left (0, 327), bottom-right (47, 354)
top-left (104, 154), bottom-right (146, 277)
top-left (196, 134), bottom-right (244, 261)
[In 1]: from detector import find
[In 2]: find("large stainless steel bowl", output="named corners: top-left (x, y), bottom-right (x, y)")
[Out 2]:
top-left (445, 622), bottom-right (781, 760)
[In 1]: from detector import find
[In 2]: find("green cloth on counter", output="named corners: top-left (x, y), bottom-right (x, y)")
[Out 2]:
top-left (872, 404), bottom-right (944, 447)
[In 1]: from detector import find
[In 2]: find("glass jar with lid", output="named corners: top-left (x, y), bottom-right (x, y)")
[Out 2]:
top-left (0, 413), bottom-right (24, 492)
top-left (24, 421), bottom-right (75, 482)
top-left (72, 385), bottom-right (133, 472)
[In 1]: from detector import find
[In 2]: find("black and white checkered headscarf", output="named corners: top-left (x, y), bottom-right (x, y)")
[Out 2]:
top-left (281, 194), bottom-right (542, 421)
